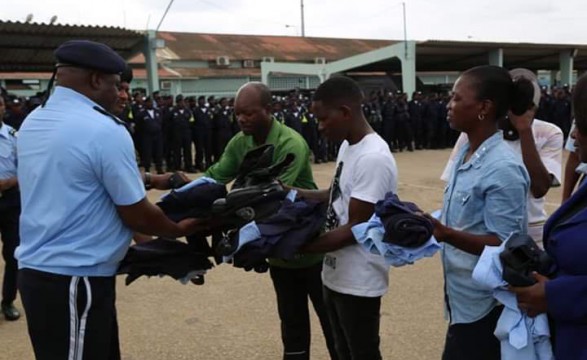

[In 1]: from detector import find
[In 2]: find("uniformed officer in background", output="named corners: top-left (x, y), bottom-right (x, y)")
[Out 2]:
top-left (0, 96), bottom-right (20, 321)
top-left (192, 95), bottom-right (214, 171)
top-left (136, 97), bottom-right (164, 174)
top-left (169, 94), bottom-right (195, 172)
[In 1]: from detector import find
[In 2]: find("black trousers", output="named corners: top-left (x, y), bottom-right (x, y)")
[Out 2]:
top-left (442, 305), bottom-right (502, 360)
top-left (301, 124), bottom-right (319, 161)
top-left (18, 268), bottom-right (121, 360)
top-left (214, 128), bottom-right (233, 163)
top-left (323, 286), bottom-right (382, 360)
top-left (192, 126), bottom-right (213, 169)
top-left (0, 197), bottom-right (19, 305)
top-left (139, 132), bottom-right (163, 172)
top-left (172, 129), bottom-right (192, 171)
top-left (270, 263), bottom-right (338, 360)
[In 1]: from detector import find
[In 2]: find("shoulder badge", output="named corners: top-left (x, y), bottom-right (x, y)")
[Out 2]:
top-left (9, 128), bottom-right (17, 137)
top-left (93, 106), bottom-right (126, 126)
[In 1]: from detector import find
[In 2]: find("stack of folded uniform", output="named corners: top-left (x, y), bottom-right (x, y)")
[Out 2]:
top-left (352, 192), bottom-right (440, 266)
top-left (220, 191), bottom-right (327, 272)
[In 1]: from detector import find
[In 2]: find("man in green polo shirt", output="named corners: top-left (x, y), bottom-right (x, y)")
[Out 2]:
top-left (205, 82), bottom-right (337, 360)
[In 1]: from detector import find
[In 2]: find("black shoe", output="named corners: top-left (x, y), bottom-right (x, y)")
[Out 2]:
top-left (2, 303), bottom-right (20, 321)
top-left (186, 167), bottom-right (197, 174)
top-left (190, 275), bottom-right (205, 285)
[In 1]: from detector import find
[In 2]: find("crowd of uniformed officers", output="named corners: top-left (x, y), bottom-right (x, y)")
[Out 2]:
top-left (1, 84), bottom-right (575, 176)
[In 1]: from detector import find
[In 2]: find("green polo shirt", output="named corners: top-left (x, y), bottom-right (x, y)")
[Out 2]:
top-left (205, 119), bottom-right (323, 268)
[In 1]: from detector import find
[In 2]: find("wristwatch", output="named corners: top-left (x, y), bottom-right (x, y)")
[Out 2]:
top-left (144, 172), bottom-right (152, 190)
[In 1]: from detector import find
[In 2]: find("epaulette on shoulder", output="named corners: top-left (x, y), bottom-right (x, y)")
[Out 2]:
top-left (93, 106), bottom-right (126, 126)
top-left (8, 128), bottom-right (17, 137)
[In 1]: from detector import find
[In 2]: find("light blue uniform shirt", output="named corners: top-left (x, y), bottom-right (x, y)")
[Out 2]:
top-left (0, 122), bottom-right (17, 180)
top-left (16, 86), bottom-right (146, 277)
top-left (441, 131), bottom-right (529, 324)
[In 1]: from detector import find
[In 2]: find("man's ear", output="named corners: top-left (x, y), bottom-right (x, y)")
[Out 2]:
top-left (88, 72), bottom-right (101, 90)
top-left (340, 104), bottom-right (352, 119)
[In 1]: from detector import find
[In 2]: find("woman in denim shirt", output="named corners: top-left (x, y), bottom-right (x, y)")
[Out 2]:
top-left (429, 65), bottom-right (531, 360)
top-left (510, 74), bottom-right (587, 360)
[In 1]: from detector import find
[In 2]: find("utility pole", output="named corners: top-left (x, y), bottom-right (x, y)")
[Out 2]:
top-left (301, 0), bottom-right (306, 37)
top-left (402, 2), bottom-right (408, 58)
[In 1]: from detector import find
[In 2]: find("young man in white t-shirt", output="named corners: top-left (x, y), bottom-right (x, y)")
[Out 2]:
top-left (295, 76), bottom-right (397, 360)
top-left (441, 68), bottom-right (563, 246)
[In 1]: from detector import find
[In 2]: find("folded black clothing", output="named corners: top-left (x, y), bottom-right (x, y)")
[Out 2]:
top-left (500, 233), bottom-right (556, 287)
top-left (231, 199), bottom-right (327, 269)
top-left (117, 238), bottom-right (214, 285)
top-left (374, 192), bottom-right (433, 248)
top-left (157, 183), bottom-right (227, 222)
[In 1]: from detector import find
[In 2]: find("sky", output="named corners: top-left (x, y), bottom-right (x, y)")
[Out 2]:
top-left (1, 0), bottom-right (586, 44)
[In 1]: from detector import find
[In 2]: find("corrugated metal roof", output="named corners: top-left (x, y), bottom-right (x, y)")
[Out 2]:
top-left (157, 32), bottom-right (395, 62)
top-left (0, 20), bottom-right (144, 71)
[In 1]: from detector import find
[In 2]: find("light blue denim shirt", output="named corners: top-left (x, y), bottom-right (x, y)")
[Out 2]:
top-left (441, 131), bottom-right (529, 324)
top-left (0, 122), bottom-right (17, 180)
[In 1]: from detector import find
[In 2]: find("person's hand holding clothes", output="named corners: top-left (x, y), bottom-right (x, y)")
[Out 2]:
top-left (509, 272), bottom-right (550, 318)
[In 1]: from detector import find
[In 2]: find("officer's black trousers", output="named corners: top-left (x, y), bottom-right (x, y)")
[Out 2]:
top-left (214, 128), bottom-right (233, 162)
top-left (395, 120), bottom-right (414, 150)
top-left (269, 263), bottom-right (338, 360)
top-left (301, 124), bottom-right (319, 161)
top-left (192, 127), bottom-right (213, 169)
top-left (0, 198), bottom-right (19, 305)
top-left (19, 268), bottom-right (121, 360)
top-left (139, 132), bottom-right (163, 172)
top-left (323, 286), bottom-right (382, 360)
top-left (172, 130), bottom-right (192, 171)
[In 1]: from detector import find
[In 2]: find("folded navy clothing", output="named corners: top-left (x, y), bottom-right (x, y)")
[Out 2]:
top-left (157, 182), bottom-right (227, 222)
top-left (117, 238), bottom-right (214, 285)
top-left (230, 198), bottom-right (327, 269)
top-left (374, 192), bottom-right (433, 248)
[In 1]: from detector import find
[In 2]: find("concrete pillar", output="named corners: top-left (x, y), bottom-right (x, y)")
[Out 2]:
top-left (401, 41), bottom-right (416, 100)
top-left (550, 70), bottom-right (558, 87)
top-left (488, 48), bottom-right (503, 67)
top-left (559, 49), bottom-right (576, 87)
top-left (144, 30), bottom-right (160, 95)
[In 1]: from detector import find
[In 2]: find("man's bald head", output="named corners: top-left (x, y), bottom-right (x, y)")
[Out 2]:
top-left (234, 82), bottom-right (273, 137)
top-left (235, 82), bottom-right (272, 108)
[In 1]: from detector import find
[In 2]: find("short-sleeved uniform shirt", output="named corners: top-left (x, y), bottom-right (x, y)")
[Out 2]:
top-left (16, 86), bottom-right (146, 277)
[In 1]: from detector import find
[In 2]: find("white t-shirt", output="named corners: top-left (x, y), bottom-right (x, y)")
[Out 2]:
top-left (322, 133), bottom-right (398, 297)
top-left (565, 122), bottom-right (587, 174)
top-left (441, 121), bottom-right (563, 238)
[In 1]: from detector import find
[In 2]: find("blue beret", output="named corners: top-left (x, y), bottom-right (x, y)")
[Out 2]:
top-left (54, 40), bottom-right (126, 74)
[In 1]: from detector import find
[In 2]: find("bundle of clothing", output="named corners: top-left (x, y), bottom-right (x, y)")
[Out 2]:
top-left (352, 192), bottom-right (439, 266)
top-left (118, 144), bottom-right (301, 283)
top-left (220, 190), bottom-right (327, 272)
top-left (472, 234), bottom-right (556, 360)
top-left (117, 237), bottom-right (214, 285)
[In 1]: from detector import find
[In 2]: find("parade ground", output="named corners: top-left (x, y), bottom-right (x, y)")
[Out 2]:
top-left (0, 148), bottom-right (565, 360)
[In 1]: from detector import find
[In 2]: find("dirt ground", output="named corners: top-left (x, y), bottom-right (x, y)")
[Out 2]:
top-left (0, 148), bottom-right (565, 360)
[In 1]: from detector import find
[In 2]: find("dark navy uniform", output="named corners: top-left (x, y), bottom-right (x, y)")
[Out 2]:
top-left (408, 94), bottom-right (425, 149)
top-left (213, 103), bottom-right (234, 161)
top-left (192, 98), bottom-right (214, 170)
top-left (169, 101), bottom-right (194, 172)
top-left (136, 102), bottom-right (164, 173)
top-left (0, 122), bottom-right (20, 320)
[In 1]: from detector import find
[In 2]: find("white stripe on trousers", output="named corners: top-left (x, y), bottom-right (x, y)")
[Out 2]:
top-left (68, 276), bottom-right (93, 360)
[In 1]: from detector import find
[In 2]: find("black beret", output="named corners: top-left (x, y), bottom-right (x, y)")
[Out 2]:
top-left (176, 94), bottom-right (184, 101)
top-left (120, 64), bottom-right (133, 83)
top-left (54, 40), bottom-right (126, 74)
top-left (198, 96), bottom-right (205, 101)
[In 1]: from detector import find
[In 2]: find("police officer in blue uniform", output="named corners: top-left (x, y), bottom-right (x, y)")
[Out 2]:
top-left (0, 96), bottom-right (20, 321)
top-left (16, 40), bottom-right (206, 360)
